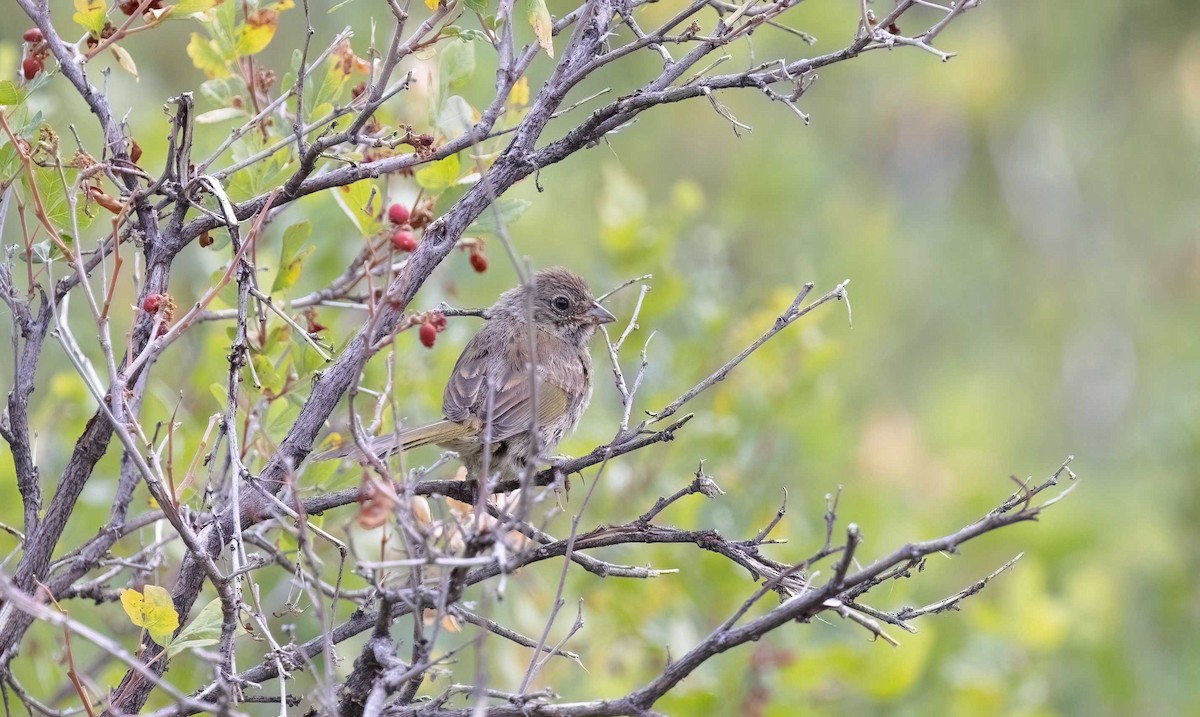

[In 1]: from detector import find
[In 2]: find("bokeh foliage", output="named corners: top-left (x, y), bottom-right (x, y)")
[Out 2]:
top-left (0, 1), bottom-right (1194, 715)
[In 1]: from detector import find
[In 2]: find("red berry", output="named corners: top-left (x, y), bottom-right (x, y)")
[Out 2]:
top-left (419, 322), bottom-right (437, 348)
top-left (469, 251), bottom-right (488, 273)
top-left (142, 293), bottom-right (163, 313)
top-left (391, 229), bottom-right (417, 252)
top-left (387, 203), bottom-right (411, 225)
top-left (430, 314), bottom-right (447, 332)
top-left (22, 57), bottom-right (40, 81)
top-left (23, 28), bottom-right (43, 43)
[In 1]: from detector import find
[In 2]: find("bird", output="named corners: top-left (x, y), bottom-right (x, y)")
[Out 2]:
top-left (316, 267), bottom-right (616, 482)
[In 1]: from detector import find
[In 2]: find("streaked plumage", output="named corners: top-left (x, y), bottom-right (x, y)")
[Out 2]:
top-left (319, 267), bottom-right (615, 480)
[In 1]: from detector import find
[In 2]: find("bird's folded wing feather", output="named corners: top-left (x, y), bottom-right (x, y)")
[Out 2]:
top-left (442, 331), bottom-right (571, 442)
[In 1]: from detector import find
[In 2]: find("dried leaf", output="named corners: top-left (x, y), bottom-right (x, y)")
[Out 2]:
top-left (195, 107), bottom-right (246, 124)
top-left (110, 45), bottom-right (139, 81)
top-left (526, 0), bottom-right (554, 58)
top-left (411, 496), bottom-right (432, 527)
top-left (357, 477), bottom-right (397, 529)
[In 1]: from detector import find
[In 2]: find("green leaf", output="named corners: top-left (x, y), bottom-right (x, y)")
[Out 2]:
top-left (264, 394), bottom-right (301, 435)
top-left (436, 95), bottom-right (476, 140)
top-left (199, 76), bottom-right (248, 107)
top-left (25, 166), bottom-right (93, 234)
top-left (415, 154), bottom-right (461, 194)
top-left (439, 39), bottom-right (476, 93)
top-left (279, 221), bottom-right (313, 268)
top-left (170, 0), bottom-right (219, 17)
top-left (226, 137), bottom-right (291, 201)
top-left (469, 198), bottom-right (531, 234)
top-left (444, 26), bottom-right (487, 42)
top-left (332, 180), bottom-right (380, 236)
top-left (0, 81), bottom-right (23, 106)
top-left (250, 352), bottom-right (286, 395)
top-left (463, 0), bottom-right (491, 12)
top-left (0, 145), bottom-right (18, 181)
top-left (73, 0), bottom-right (108, 37)
top-left (272, 221), bottom-right (315, 292)
top-left (306, 59), bottom-right (351, 117)
top-left (167, 598), bottom-right (224, 657)
top-left (209, 382), bottom-right (226, 407)
top-left (18, 241), bottom-right (52, 264)
top-left (525, 0), bottom-right (554, 58)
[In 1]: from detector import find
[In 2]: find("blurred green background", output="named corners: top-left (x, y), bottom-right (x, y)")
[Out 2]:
top-left (2, 1), bottom-right (1197, 715)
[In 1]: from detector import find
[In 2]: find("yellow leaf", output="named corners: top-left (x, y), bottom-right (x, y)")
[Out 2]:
top-left (424, 0), bottom-right (438, 9)
top-left (120, 585), bottom-right (180, 646)
top-left (509, 76), bottom-right (530, 109)
top-left (110, 45), bottom-right (139, 81)
top-left (526, 0), bottom-right (554, 58)
top-left (187, 33), bottom-right (230, 79)
top-left (73, 0), bottom-right (107, 36)
top-left (235, 11), bottom-right (279, 56)
top-left (170, 0), bottom-right (220, 17)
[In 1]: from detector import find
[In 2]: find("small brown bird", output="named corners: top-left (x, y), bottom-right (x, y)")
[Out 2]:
top-left (319, 267), bottom-right (616, 480)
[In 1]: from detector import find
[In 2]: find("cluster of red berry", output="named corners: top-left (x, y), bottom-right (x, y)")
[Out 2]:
top-left (141, 292), bottom-right (175, 336)
top-left (21, 28), bottom-right (48, 81)
top-left (418, 313), bottom-right (447, 349)
top-left (385, 202), bottom-right (489, 273)
top-left (387, 203), bottom-right (418, 252)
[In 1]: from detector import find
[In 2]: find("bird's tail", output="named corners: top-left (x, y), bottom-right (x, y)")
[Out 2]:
top-left (311, 419), bottom-right (473, 461)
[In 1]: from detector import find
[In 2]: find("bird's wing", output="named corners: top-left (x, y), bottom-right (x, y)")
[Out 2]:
top-left (442, 328), bottom-right (572, 442)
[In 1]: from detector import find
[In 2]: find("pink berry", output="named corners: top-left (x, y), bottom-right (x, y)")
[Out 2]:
top-left (387, 203), bottom-right (410, 225)
top-left (391, 229), bottom-right (417, 252)
top-left (419, 322), bottom-right (437, 348)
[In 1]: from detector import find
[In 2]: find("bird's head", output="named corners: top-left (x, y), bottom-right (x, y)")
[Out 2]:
top-left (493, 267), bottom-right (616, 346)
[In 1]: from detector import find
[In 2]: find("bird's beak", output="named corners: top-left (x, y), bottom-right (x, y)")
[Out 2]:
top-left (587, 302), bottom-right (617, 325)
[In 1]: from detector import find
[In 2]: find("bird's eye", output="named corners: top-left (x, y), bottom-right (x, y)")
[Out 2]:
top-left (552, 296), bottom-right (570, 312)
